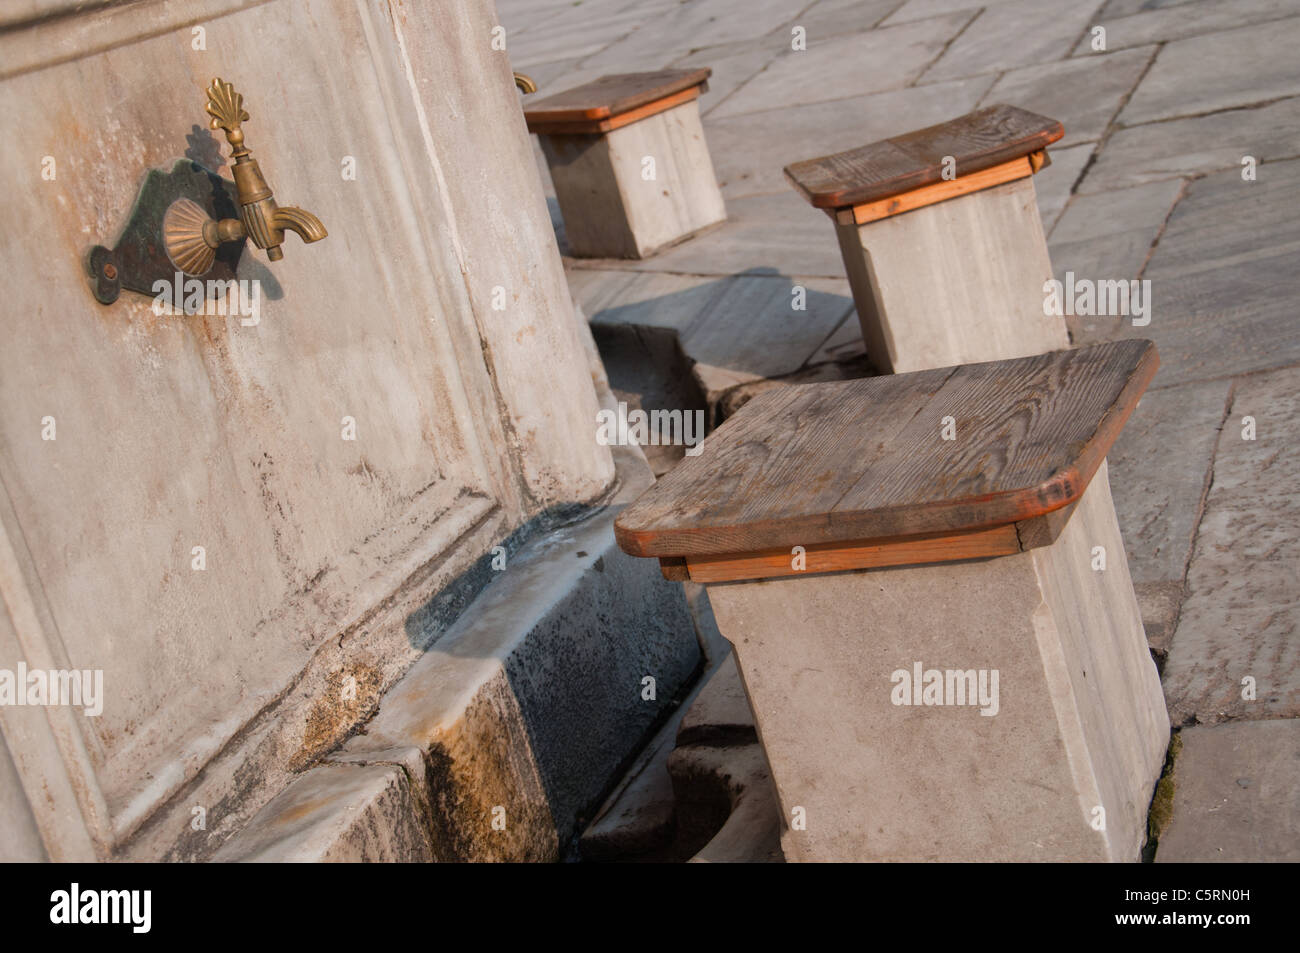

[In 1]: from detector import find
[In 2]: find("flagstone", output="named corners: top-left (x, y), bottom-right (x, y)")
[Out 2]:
top-left (921, 0), bottom-right (1105, 84)
top-left (979, 46), bottom-right (1154, 148)
top-left (669, 41), bottom-right (787, 116)
top-left (581, 0), bottom-right (802, 70)
top-left (1105, 378), bottom-right (1229, 653)
top-left (1156, 719), bottom-right (1300, 862)
top-left (707, 77), bottom-right (994, 198)
top-left (1119, 17), bottom-right (1300, 125)
top-left (881, 0), bottom-right (1020, 26)
top-left (1074, 0), bottom-right (1298, 55)
top-left (1047, 179), bottom-right (1183, 330)
top-left (711, 13), bottom-right (973, 119)
top-left (1033, 142), bottom-right (1095, 232)
top-left (1161, 367), bottom-right (1300, 725)
top-left (1079, 98), bottom-right (1300, 193)
top-left (793, 0), bottom-right (906, 37)
top-left (604, 190), bottom-right (849, 278)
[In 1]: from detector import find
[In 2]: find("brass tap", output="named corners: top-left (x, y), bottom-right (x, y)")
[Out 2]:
top-left (164, 78), bottom-right (326, 274)
top-left (513, 72), bottom-right (537, 94)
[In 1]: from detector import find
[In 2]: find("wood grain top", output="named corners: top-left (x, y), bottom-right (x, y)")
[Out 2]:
top-left (783, 104), bottom-right (1064, 210)
top-left (615, 340), bottom-right (1158, 559)
top-left (523, 68), bottom-right (712, 125)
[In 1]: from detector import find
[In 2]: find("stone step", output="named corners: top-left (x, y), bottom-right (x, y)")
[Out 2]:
top-left (217, 500), bottom-right (701, 862)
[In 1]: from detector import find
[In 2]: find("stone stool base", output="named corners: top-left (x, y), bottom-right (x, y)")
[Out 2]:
top-left (706, 464), bottom-right (1168, 862)
top-left (784, 104), bottom-right (1070, 373)
top-left (541, 98), bottom-right (726, 259)
top-left (837, 174), bottom-right (1068, 373)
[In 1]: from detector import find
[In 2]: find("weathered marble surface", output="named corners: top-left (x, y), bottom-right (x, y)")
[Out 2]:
top-left (712, 13), bottom-right (973, 119)
top-left (1119, 17), bottom-right (1300, 125)
top-left (708, 77), bottom-right (995, 198)
top-left (1080, 98), bottom-right (1300, 194)
top-left (1157, 720), bottom-right (1300, 862)
top-left (1161, 368), bottom-right (1300, 726)
top-left (980, 46), bottom-right (1154, 148)
top-left (920, 0), bottom-right (1105, 83)
top-left (1074, 0), bottom-right (1299, 56)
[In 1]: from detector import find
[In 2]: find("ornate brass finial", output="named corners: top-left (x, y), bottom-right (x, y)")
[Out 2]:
top-left (205, 78), bottom-right (251, 157)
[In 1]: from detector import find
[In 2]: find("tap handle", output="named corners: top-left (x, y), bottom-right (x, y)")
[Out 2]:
top-left (205, 78), bottom-right (252, 159)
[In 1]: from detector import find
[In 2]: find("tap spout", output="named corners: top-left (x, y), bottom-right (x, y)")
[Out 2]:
top-left (272, 206), bottom-right (328, 244)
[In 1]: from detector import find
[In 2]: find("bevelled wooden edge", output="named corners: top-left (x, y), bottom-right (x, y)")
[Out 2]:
top-left (523, 68), bottom-right (712, 127)
top-left (526, 86), bottom-right (702, 136)
top-left (784, 103), bottom-right (1064, 210)
top-left (829, 153), bottom-right (1043, 226)
top-left (661, 500), bottom-right (1080, 583)
top-left (613, 341), bottom-right (1160, 561)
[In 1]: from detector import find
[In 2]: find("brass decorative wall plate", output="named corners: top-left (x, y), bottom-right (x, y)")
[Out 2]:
top-left (87, 77), bottom-right (327, 306)
top-left (87, 160), bottom-right (244, 305)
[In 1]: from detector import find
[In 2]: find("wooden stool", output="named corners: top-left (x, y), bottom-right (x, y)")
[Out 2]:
top-left (615, 340), bottom-right (1170, 861)
top-left (525, 69), bottom-right (726, 259)
top-left (785, 104), bottom-right (1068, 374)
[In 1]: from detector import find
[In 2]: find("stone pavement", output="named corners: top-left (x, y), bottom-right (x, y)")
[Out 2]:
top-left (499, 0), bottom-right (1300, 861)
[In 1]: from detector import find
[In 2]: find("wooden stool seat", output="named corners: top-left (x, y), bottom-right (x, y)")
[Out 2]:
top-left (783, 104), bottom-right (1069, 373)
top-left (524, 68), bottom-right (726, 259)
top-left (616, 339), bottom-right (1158, 581)
top-left (614, 340), bottom-right (1170, 863)
top-left (523, 68), bottom-right (711, 134)
top-left (784, 103), bottom-right (1062, 218)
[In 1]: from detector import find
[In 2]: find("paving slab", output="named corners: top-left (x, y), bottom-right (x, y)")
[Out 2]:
top-left (669, 40), bottom-right (787, 117)
top-left (1119, 16), bottom-right (1300, 125)
top-left (581, 0), bottom-right (801, 70)
top-left (1100, 0), bottom-right (1196, 17)
top-left (806, 311), bottom-right (865, 365)
top-left (574, 268), bottom-right (854, 380)
top-left (1048, 179), bottom-right (1183, 340)
top-left (1107, 377), bottom-right (1228, 587)
top-left (921, 0), bottom-right (1105, 84)
top-left (1161, 367), bottom-right (1300, 726)
top-left (1141, 159), bottom-right (1300, 281)
top-left (978, 46), bottom-right (1154, 148)
top-left (711, 13), bottom-right (974, 118)
top-left (1033, 142), bottom-right (1095, 232)
top-left (1106, 378), bottom-right (1230, 657)
top-left (596, 189), bottom-right (849, 277)
top-left (1156, 719), bottom-right (1300, 861)
top-left (505, 4), bottom-right (663, 67)
top-left (1074, 0), bottom-right (1299, 55)
top-left (568, 269), bottom-right (729, 334)
top-left (1111, 161), bottom-right (1300, 385)
top-left (707, 76), bottom-right (995, 198)
top-left (882, 0), bottom-right (1018, 25)
top-left (496, 0), bottom-right (609, 36)
top-left (1116, 255), bottom-right (1300, 387)
top-left (794, 0), bottom-right (906, 37)
top-left (678, 274), bottom-right (854, 378)
top-left (1079, 97), bottom-right (1300, 194)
